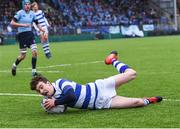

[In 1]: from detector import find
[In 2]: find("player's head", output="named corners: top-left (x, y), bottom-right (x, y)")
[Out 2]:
top-left (22, 0), bottom-right (31, 11)
top-left (30, 75), bottom-right (54, 97)
top-left (31, 2), bottom-right (39, 11)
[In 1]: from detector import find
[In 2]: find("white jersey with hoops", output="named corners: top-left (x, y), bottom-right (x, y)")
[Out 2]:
top-left (51, 77), bottom-right (117, 109)
top-left (33, 10), bottom-right (49, 34)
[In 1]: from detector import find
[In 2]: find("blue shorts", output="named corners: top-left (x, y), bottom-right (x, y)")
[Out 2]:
top-left (17, 31), bottom-right (36, 49)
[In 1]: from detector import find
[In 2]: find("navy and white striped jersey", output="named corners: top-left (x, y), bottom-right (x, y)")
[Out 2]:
top-left (52, 78), bottom-right (98, 109)
top-left (34, 10), bottom-right (49, 28)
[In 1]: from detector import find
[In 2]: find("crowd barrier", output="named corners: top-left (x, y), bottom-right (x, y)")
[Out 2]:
top-left (2, 24), bottom-right (176, 45)
top-left (3, 33), bottom-right (125, 45)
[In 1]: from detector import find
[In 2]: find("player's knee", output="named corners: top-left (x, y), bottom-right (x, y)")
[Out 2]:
top-left (43, 36), bottom-right (48, 41)
top-left (32, 51), bottom-right (37, 57)
top-left (131, 70), bottom-right (137, 79)
top-left (20, 54), bottom-right (26, 60)
top-left (41, 35), bottom-right (48, 42)
top-left (127, 69), bottom-right (137, 80)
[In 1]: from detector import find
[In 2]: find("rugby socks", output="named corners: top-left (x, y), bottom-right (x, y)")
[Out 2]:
top-left (12, 58), bottom-right (23, 76)
top-left (143, 99), bottom-right (150, 105)
top-left (32, 57), bottom-right (37, 76)
top-left (14, 58), bottom-right (22, 66)
top-left (32, 57), bottom-right (37, 70)
top-left (32, 69), bottom-right (37, 74)
top-left (112, 60), bottom-right (129, 73)
top-left (42, 41), bottom-right (51, 58)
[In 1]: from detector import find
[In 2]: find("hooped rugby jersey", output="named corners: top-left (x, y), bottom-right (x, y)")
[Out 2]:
top-left (52, 79), bottom-right (98, 109)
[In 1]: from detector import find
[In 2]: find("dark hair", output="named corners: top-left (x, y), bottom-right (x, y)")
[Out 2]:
top-left (30, 75), bottom-right (49, 90)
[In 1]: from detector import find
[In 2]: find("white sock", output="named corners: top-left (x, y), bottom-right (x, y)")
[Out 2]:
top-left (143, 99), bottom-right (150, 105)
top-left (13, 63), bottom-right (16, 67)
top-left (32, 69), bottom-right (36, 73)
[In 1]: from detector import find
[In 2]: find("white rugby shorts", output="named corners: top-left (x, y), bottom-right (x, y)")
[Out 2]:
top-left (37, 26), bottom-right (48, 36)
top-left (95, 76), bottom-right (116, 109)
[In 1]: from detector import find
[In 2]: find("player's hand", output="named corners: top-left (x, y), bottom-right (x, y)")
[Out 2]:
top-left (23, 24), bottom-right (31, 27)
top-left (44, 98), bottom-right (55, 110)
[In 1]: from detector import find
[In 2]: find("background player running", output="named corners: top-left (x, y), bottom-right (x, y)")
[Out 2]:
top-left (11, 0), bottom-right (44, 77)
top-left (31, 2), bottom-right (52, 59)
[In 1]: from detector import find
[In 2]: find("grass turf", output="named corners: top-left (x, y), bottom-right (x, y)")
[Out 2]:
top-left (0, 35), bottom-right (180, 127)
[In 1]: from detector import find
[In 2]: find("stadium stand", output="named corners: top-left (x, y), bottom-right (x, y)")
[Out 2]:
top-left (0, 0), bottom-right (178, 44)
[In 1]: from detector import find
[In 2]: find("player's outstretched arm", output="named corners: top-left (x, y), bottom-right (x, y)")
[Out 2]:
top-left (10, 19), bottom-right (31, 27)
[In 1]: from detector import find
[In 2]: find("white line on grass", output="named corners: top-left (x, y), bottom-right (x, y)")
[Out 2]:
top-left (163, 99), bottom-right (180, 102)
top-left (19, 60), bottom-right (103, 70)
top-left (0, 93), bottom-right (42, 97)
top-left (0, 93), bottom-right (180, 102)
top-left (0, 70), bottom-right (63, 73)
top-left (0, 61), bottom-right (103, 73)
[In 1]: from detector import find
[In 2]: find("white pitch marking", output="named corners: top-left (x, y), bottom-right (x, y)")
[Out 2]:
top-left (19, 60), bottom-right (103, 70)
top-left (0, 93), bottom-right (180, 102)
top-left (0, 61), bottom-right (103, 72)
top-left (163, 99), bottom-right (180, 102)
top-left (0, 93), bottom-right (42, 97)
top-left (0, 70), bottom-right (63, 73)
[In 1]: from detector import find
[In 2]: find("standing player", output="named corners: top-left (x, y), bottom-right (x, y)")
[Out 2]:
top-left (11, 0), bottom-right (44, 77)
top-left (31, 2), bottom-right (52, 59)
top-left (30, 51), bottom-right (163, 111)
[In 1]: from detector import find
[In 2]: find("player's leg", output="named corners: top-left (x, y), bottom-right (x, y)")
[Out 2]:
top-left (111, 69), bottom-right (136, 88)
top-left (31, 43), bottom-right (38, 77)
top-left (110, 96), bottom-right (163, 108)
top-left (11, 33), bottom-right (27, 76)
top-left (40, 31), bottom-right (51, 59)
top-left (105, 51), bottom-right (136, 88)
top-left (11, 50), bottom-right (27, 76)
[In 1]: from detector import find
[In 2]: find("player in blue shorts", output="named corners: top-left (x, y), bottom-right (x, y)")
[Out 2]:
top-left (11, 0), bottom-right (44, 77)
top-left (30, 51), bottom-right (163, 111)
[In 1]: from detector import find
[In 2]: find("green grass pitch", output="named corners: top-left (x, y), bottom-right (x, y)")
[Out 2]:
top-left (0, 36), bottom-right (180, 128)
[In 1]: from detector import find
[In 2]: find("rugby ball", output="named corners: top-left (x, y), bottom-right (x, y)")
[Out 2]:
top-left (41, 98), bottom-right (67, 114)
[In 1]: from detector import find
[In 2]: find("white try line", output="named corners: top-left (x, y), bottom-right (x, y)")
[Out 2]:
top-left (0, 93), bottom-right (42, 97)
top-left (0, 93), bottom-right (180, 102)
